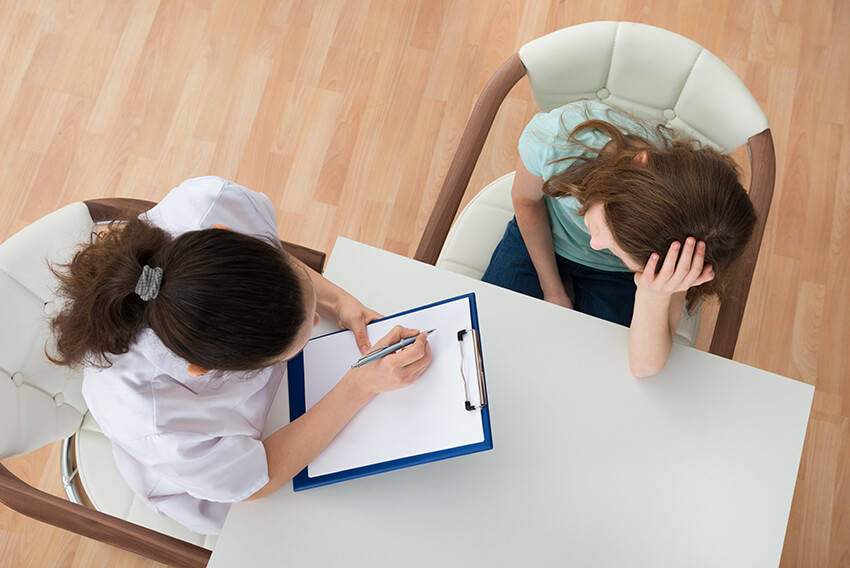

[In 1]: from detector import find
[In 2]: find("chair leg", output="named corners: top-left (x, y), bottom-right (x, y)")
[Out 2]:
top-left (60, 435), bottom-right (86, 506)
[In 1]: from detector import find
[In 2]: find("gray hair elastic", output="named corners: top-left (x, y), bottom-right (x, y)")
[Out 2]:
top-left (135, 265), bottom-right (163, 301)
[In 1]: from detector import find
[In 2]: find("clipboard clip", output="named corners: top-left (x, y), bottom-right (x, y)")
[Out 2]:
top-left (457, 329), bottom-right (488, 411)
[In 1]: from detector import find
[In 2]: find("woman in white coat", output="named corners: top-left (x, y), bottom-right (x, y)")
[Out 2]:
top-left (49, 176), bottom-right (432, 535)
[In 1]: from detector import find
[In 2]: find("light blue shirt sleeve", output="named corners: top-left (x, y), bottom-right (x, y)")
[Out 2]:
top-left (518, 100), bottom-right (613, 179)
top-left (515, 100), bottom-right (659, 272)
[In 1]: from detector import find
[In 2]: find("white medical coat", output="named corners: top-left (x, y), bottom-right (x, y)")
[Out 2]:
top-left (82, 176), bottom-right (285, 535)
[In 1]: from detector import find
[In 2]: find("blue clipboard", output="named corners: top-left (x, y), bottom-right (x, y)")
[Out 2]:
top-left (287, 293), bottom-right (492, 491)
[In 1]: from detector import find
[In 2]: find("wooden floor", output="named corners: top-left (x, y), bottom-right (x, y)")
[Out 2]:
top-left (0, 0), bottom-right (847, 566)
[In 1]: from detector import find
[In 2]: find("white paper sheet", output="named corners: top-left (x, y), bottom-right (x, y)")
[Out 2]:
top-left (302, 296), bottom-right (485, 477)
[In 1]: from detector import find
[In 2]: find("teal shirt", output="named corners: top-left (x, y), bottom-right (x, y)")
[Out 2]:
top-left (517, 100), bottom-right (664, 272)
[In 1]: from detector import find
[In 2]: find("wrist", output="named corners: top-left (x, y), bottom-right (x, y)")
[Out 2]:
top-left (316, 281), bottom-right (347, 319)
top-left (540, 279), bottom-right (567, 298)
top-left (340, 369), bottom-right (376, 405)
top-left (635, 287), bottom-right (674, 307)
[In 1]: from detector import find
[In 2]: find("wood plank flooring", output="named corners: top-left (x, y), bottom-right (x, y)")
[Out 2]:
top-left (1, 1), bottom-right (847, 566)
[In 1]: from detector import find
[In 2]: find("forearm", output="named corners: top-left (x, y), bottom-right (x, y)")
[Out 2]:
top-left (245, 326), bottom-right (431, 500)
top-left (513, 199), bottom-right (566, 298)
top-left (245, 375), bottom-right (373, 500)
top-left (628, 291), bottom-right (684, 377)
top-left (290, 255), bottom-right (349, 319)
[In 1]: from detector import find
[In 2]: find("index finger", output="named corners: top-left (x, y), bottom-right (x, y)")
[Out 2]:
top-left (385, 331), bottom-right (430, 367)
top-left (350, 322), bottom-right (372, 354)
top-left (659, 241), bottom-right (681, 276)
top-left (349, 309), bottom-right (385, 354)
top-left (372, 325), bottom-right (420, 350)
top-left (641, 252), bottom-right (660, 276)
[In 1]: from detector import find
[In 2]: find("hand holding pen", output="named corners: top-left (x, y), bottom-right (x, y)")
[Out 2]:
top-left (345, 326), bottom-right (433, 394)
top-left (352, 328), bottom-right (436, 368)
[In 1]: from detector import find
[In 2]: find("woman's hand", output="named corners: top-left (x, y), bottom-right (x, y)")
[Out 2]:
top-left (628, 238), bottom-right (714, 377)
top-left (333, 293), bottom-right (383, 354)
top-left (543, 286), bottom-right (574, 309)
top-left (634, 237), bottom-right (715, 297)
top-left (345, 326), bottom-right (432, 395)
top-left (251, 325), bottom-right (430, 500)
top-left (293, 256), bottom-right (381, 355)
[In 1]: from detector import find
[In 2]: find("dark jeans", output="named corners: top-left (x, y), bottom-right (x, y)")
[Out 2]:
top-left (481, 217), bottom-right (637, 326)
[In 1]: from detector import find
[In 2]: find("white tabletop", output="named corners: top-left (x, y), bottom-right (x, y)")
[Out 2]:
top-left (208, 238), bottom-right (813, 568)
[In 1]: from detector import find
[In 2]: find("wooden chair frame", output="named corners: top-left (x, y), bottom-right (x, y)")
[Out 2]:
top-left (85, 198), bottom-right (327, 273)
top-left (414, 54), bottom-right (775, 360)
top-left (1, 197), bottom-right (327, 567)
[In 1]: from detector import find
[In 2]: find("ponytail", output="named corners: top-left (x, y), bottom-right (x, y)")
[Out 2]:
top-left (50, 218), bottom-right (307, 371)
top-left (50, 218), bottom-right (170, 367)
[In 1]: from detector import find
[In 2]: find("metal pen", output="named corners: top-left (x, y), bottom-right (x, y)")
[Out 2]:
top-left (350, 329), bottom-right (436, 368)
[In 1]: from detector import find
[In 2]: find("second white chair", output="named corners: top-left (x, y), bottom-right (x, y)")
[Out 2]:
top-left (415, 21), bottom-right (775, 357)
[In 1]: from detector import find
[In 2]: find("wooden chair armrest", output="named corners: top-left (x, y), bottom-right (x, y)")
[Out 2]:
top-left (83, 199), bottom-right (326, 272)
top-left (280, 241), bottom-right (326, 273)
top-left (0, 463), bottom-right (211, 568)
top-left (414, 53), bottom-right (527, 265)
top-left (709, 128), bottom-right (776, 359)
top-left (84, 198), bottom-right (157, 222)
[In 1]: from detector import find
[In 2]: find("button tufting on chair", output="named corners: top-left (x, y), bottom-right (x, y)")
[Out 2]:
top-left (0, 199), bottom-right (215, 567)
top-left (1, 196), bottom-right (324, 565)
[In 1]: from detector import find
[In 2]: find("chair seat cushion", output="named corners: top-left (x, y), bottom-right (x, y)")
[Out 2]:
top-left (436, 173), bottom-right (700, 346)
top-left (436, 172), bottom-right (517, 279)
top-left (75, 413), bottom-right (217, 550)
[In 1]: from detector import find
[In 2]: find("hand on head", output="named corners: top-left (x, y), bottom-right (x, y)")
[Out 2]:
top-left (634, 237), bottom-right (715, 296)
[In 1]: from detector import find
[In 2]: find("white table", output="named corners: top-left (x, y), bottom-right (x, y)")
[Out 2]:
top-left (208, 238), bottom-right (813, 568)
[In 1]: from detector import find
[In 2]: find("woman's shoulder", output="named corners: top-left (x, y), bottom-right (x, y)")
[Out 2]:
top-left (519, 101), bottom-right (609, 177)
top-left (523, 100), bottom-right (590, 140)
top-left (82, 347), bottom-right (159, 440)
top-left (538, 99), bottom-right (669, 136)
top-left (528, 99), bottom-right (608, 127)
top-left (143, 177), bottom-right (278, 239)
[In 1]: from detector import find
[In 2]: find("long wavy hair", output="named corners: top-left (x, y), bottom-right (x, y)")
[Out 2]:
top-left (49, 218), bottom-right (307, 371)
top-left (543, 106), bottom-right (757, 307)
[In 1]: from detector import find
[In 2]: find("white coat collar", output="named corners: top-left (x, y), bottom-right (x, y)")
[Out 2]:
top-left (135, 328), bottom-right (236, 394)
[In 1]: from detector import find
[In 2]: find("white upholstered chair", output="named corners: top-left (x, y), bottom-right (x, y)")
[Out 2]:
top-left (414, 21), bottom-right (775, 358)
top-left (0, 198), bottom-right (325, 567)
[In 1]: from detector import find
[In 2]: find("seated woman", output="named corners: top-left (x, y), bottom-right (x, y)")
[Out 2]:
top-left (49, 176), bottom-right (432, 534)
top-left (482, 100), bottom-right (756, 377)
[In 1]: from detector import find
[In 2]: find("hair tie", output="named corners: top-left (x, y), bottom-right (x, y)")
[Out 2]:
top-left (135, 265), bottom-right (163, 301)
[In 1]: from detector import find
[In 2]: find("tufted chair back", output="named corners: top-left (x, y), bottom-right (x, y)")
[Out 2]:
top-left (0, 199), bottom-right (216, 567)
top-left (518, 21), bottom-right (768, 152)
top-left (0, 203), bottom-right (93, 459)
top-left (415, 21), bottom-right (775, 359)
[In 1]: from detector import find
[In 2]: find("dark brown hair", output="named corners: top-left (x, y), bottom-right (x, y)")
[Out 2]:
top-left (543, 108), bottom-right (757, 306)
top-left (49, 218), bottom-right (307, 371)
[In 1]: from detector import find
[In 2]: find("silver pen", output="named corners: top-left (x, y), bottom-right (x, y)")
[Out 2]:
top-left (350, 329), bottom-right (436, 368)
